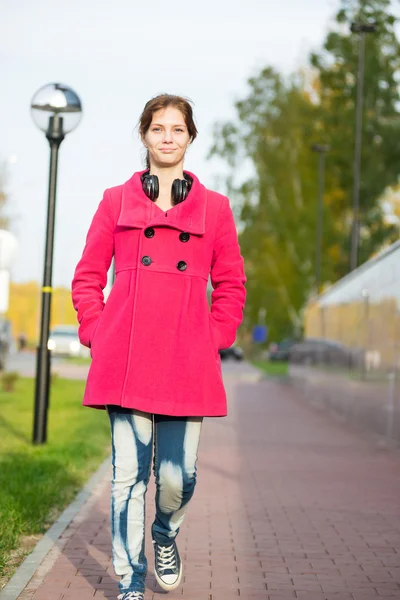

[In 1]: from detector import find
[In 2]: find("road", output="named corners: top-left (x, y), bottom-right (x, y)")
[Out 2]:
top-left (4, 352), bottom-right (261, 382)
top-left (5, 351), bottom-right (88, 380)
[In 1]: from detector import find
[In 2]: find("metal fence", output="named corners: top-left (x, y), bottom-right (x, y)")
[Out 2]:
top-left (291, 240), bottom-right (400, 443)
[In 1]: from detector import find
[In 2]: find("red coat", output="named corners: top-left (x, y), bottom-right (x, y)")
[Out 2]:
top-left (71, 170), bottom-right (246, 416)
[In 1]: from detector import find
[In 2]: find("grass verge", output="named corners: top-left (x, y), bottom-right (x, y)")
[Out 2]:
top-left (252, 360), bottom-right (289, 377)
top-left (0, 377), bottom-right (110, 585)
top-left (64, 356), bottom-right (92, 366)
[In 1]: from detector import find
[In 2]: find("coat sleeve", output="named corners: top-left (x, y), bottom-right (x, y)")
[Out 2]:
top-left (209, 196), bottom-right (246, 350)
top-left (71, 189), bottom-right (114, 348)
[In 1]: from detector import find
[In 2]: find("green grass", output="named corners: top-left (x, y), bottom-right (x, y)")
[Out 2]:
top-left (64, 356), bottom-right (92, 366)
top-left (252, 360), bottom-right (289, 377)
top-left (0, 377), bottom-right (110, 579)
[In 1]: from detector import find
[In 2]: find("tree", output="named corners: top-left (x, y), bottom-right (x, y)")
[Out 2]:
top-left (210, 68), bottom-right (332, 340)
top-left (209, 0), bottom-right (400, 341)
top-left (311, 0), bottom-right (400, 273)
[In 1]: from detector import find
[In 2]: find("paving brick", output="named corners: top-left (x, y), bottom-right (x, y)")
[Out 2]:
top-left (11, 372), bottom-right (400, 600)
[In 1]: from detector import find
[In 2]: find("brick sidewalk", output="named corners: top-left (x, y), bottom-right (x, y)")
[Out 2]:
top-left (15, 367), bottom-right (400, 599)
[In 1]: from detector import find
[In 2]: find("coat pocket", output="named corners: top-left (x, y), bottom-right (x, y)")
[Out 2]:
top-left (89, 315), bottom-right (103, 358)
top-left (208, 316), bottom-right (220, 357)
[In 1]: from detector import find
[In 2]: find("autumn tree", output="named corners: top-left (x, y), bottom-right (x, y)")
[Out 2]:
top-left (311, 0), bottom-right (400, 273)
top-left (210, 69), bottom-right (330, 339)
top-left (209, 0), bottom-right (400, 341)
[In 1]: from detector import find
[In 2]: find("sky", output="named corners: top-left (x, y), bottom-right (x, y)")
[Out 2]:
top-left (2, 0), bottom-right (399, 288)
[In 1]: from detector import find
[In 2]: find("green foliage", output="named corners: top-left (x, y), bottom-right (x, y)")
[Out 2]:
top-left (0, 377), bottom-right (110, 579)
top-left (252, 360), bottom-right (289, 377)
top-left (311, 0), bottom-right (400, 273)
top-left (209, 0), bottom-right (400, 341)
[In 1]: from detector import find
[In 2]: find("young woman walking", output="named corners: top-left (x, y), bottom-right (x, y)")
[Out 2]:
top-left (71, 94), bottom-right (246, 600)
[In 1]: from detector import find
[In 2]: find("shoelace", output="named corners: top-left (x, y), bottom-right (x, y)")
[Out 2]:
top-left (156, 544), bottom-right (177, 572)
top-left (117, 593), bottom-right (144, 600)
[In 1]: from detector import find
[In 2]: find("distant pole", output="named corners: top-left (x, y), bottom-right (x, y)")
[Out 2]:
top-left (350, 21), bottom-right (377, 272)
top-left (311, 144), bottom-right (330, 293)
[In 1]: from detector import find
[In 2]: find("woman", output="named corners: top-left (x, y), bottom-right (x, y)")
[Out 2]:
top-left (71, 94), bottom-right (246, 600)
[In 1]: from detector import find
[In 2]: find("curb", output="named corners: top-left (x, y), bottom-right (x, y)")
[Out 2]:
top-left (0, 456), bottom-right (111, 600)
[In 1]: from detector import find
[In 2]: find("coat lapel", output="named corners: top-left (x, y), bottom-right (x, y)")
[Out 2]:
top-left (117, 170), bottom-right (207, 235)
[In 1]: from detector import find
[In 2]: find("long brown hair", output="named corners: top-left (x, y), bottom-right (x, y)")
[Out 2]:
top-left (138, 94), bottom-right (198, 169)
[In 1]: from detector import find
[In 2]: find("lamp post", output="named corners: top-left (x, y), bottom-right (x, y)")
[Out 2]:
top-left (350, 21), bottom-right (377, 272)
top-left (31, 83), bottom-right (82, 444)
top-left (311, 144), bottom-right (330, 294)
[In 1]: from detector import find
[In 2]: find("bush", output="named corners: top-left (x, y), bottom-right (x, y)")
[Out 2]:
top-left (2, 372), bottom-right (19, 392)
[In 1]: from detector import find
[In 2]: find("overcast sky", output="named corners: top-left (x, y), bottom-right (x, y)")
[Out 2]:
top-left (2, 0), bottom-right (399, 287)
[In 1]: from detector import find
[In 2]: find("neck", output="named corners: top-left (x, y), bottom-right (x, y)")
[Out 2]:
top-left (149, 164), bottom-right (185, 189)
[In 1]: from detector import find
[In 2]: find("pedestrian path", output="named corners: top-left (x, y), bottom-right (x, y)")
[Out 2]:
top-left (11, 365), bottom-right (400, 599)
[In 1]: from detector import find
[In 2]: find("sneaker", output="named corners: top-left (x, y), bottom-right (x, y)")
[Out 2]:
top-left (153, 539), bottom-right (183, 591)
top-left (117, 593), bottom-right (144, 600)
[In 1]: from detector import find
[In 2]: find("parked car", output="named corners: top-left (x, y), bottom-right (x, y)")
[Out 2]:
top-left (219, 345), bottom-right (244, 361)
top-left (48, 325), bottom-right (90, 358)
top-left (269, 338), bottom-right (298, 361)
top-left (288, 338), bottom-right (361, 368)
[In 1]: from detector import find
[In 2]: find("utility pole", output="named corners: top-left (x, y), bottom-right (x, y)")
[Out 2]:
top-left (350, 21), bottom-right (377, 271)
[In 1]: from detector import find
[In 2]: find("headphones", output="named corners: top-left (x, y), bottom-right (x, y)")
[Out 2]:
top-left (141, 171), bottom-right (193, 205)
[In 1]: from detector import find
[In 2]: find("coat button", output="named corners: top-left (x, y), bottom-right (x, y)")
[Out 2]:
top-left (177, 260), bottom-right (187, 271)
top-left (141, 255), bottom-right (152, 266)
top-left (144, 227), bottom-right (155, 238)
top-left (179, 232), bottom-right (190, 243)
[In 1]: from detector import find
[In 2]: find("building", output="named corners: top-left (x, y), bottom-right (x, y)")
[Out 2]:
top-left (294, 241), bottom-right (400, 442)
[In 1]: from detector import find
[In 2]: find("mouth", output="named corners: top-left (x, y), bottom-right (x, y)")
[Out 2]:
top-left (159, 148), bottom-right (175, 153)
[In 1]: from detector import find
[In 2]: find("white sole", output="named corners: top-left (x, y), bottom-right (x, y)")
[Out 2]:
top-left (154, 561), bottom-right (183, 591)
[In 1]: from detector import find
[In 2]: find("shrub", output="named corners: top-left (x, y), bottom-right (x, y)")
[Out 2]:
top-left (2, 371), bottom-right (19, 392)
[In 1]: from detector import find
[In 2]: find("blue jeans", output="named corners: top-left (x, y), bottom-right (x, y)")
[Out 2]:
top-left (107, 406), bottom-right (203, 595)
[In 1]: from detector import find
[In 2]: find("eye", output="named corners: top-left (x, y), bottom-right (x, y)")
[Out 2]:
top-left (152, 127), bottom-right (161, 132)
top-left (175, 128), bottom-right (184, 132)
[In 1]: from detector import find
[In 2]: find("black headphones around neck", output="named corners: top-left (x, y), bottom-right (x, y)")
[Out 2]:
top-left (141, 172), bottom-right (193, 205)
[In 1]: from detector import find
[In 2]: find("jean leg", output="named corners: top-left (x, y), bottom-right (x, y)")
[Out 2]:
top-left (108, 406), bottom-right (153, 594)
top-left (152, 415), bottom-right (202, 545)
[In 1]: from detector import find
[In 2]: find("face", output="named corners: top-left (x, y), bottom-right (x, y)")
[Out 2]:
top-left (143, 106), bottom-right (191, 169)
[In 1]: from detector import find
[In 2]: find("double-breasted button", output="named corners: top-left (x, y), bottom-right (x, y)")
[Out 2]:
top-left (144, 227), bottom-right (155, 238)
top-left (177, 260), bottom-right (187, 271)
top-left (179, 232), bottom-right (190, 243)
top-left (141, 255), bottom-right (152, 266)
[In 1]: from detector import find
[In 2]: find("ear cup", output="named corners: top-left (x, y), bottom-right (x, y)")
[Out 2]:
top-left (172, 173), bottom-right (193, 205)
top-left (141, 173), bottom-right (159, 201)
top-left (171, 179), bottom-right (188, 205)
top-left (141, 172), bottom-right (193, 204)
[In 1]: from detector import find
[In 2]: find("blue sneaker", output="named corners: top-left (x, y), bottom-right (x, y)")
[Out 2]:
top-left (117, 593), bottom-right (144, 600)
top-left (153, 539), bottom-right (183, 591)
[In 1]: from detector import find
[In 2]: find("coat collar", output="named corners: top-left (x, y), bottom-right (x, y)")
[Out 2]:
top-left (117, 170), bottom-right (207, 235)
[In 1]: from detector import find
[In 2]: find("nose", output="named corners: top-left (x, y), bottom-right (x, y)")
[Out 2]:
top-left (162, 129), bottom-right (173, 143)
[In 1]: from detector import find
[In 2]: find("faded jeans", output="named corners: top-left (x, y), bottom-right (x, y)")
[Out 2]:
top-left (107, 406), bottom-right (203, 595)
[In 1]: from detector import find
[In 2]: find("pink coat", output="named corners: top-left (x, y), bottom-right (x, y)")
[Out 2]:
top-left (71, 170), bottom-right (246, 416)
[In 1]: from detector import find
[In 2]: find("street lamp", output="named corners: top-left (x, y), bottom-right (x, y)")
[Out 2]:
top-left (350, 21), bottom-right (377, 272)
top-left (30, 83), bottom-right (82, 444)
top-left (311, 144), bottom-right (330, 294)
